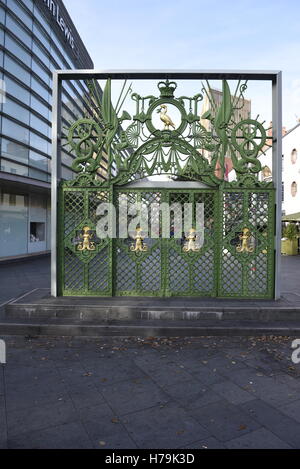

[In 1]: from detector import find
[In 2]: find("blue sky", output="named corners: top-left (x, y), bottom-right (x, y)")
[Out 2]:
top-left (64, 0), bottom-right (300, 128)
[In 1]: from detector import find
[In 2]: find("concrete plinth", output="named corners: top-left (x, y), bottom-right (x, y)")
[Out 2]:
top-left (1, 288), bottom-right (300, 337)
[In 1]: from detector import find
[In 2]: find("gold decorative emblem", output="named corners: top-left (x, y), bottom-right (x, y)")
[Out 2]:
top-left (130, 228), bottom-right (148, 252)
top-left (236, 228), bottom-right (254, 253)
top-left (77, 226), bottom-right (96, 252)
top-left (157, 104), bottom-right (176, 130)
top-left (183, 228), bottom-right (200, 252)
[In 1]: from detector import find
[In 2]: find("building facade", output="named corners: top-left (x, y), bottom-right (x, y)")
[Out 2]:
top-left (0, 0), bottom-right (95, 260)
top-left (200, 87), bottom-right (251, 181)
top-left (259, 122), bottom-right (300, 216)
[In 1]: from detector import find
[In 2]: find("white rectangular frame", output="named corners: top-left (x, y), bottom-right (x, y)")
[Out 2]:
top-left (51, 70), bottom-right (282, 299)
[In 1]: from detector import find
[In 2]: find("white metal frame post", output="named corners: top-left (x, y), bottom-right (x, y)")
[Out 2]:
top-left (51, 71), bottom-right (62, 297)
top-left (272, 71), bottom-right (283, 300)
top-left (50, 70), bottom-right (282, 299)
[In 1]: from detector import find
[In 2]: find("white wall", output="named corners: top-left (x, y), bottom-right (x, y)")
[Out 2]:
top-left (259, 124), bottom-right (300, 216)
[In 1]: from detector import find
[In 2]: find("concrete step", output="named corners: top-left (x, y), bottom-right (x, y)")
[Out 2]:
top-left (1, 318), bottom-right (300, 337)
top-left (4, 289), bottom-right (300, 322)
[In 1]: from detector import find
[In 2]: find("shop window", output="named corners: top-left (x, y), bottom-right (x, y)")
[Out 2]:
top-left (30, 222), bottom-right (45, 242)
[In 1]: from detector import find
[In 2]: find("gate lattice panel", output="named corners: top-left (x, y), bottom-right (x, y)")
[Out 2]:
top-left (114, 188), bottom-right (218, 297)
top-left (59, 187), bottom-right (112, 296)
top-left (219, 189), bottom-right (275, 298)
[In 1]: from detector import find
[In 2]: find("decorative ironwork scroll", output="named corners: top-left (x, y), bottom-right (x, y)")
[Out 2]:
top-left (64, 78), bottom-right (271, 187)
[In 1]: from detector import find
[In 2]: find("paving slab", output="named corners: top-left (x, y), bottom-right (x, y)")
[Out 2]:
top-left (189, 399), bottom-right (261, 442)
top-left (7, 421), bottom-right (93, 449)
top-left (241, 399), bottom-right (300, 448)
top-left (122, 401), bottom-right (210, 449)
top-left (225, 427), bottom-right (292, 449)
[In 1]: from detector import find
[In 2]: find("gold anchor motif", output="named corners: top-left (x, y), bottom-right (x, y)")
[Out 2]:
top-left (183, 228), bottom-right (200, 252)
top-left (130, 227), bottom-right (148, 253)
top-left (77, 226), bottom-right (96, 252)
top-left (236, 228), bottom-right (254, 253)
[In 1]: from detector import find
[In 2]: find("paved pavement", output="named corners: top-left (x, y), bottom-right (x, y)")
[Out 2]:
top-left (0, 334), bottom-right (300, 449)
top-left (0, 256), bottom-right (50, 308)
top-left (0, 254), bottom-right (299, 307)
top-left (0, 255), bottom-right (300, 449)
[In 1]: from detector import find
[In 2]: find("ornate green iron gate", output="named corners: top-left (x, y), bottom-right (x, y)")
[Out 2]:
top-left (114, 188), bottom-right (218, 297)
top-left (58, 78), bottom-right (275, 299)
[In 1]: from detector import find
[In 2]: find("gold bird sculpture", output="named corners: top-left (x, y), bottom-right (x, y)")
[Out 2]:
top-left (157, 105), bottom-right (176, 130)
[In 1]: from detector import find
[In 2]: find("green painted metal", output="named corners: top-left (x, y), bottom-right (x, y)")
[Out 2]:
top-left (58, 78), bottom-right (275, 299)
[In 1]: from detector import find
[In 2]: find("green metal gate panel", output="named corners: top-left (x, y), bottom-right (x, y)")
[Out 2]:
top-left (59, 186), bottom-right (113, 296)
top-left (114, 188), bottom-right (218, 297)
top-left (218, 188), bottom-right (275, 299)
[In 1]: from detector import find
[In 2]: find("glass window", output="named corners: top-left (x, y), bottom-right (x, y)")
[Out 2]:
top-left (0, 50), bottom-right (3, 69)
top-left (62, 166), bottom-right (73, 180)
top-left (29, 150), bottom-right (49, 171)
top-left (62, 105), bottom-right (76, 124)
top-left (33, 5), bottom-right (50, 35)
top-left (291, 149), bottom-right (297, 164)
top-left (2, 137), bottom-right (29, 164)
top-left (0, 7), bottom-right (5, 25)
top-left (31, 77), bottom-right (50, 103)
top-left (3, 97), bottom-right (30, 124)
top-left (50, 46), bottom-right (65, 70)
top-left (291, 181), bottom-right (298, 197)
top-left (29, 131), bottom-right (48, 154)
top-left (5, 35), bottom-right (31, 67)
top-left (0, 192), bottom-right (29, 257)
top-left (32, 41), bottom-right (50, 69)
top-left (2, 117), bottom-right (29, 144)
top-left (6, 14), bottom-right (32, 48)
top-left (19, 0), bottom-right (34, 12)
top-left (30, 94), bottom-right (50, 120)
top-left (33, 22), bottom-right (50, 48)
top-left (29, 168), bottom-right (48, 182)
top-left (6, 0), bottom-right (32, 29)
top-left (0, 27), bottom-right (4, 45)
top-left (0, 158), bottom-right (28, 176)
top-left (4, 54), bottom-right (31, 86)
top-left (30, 221), bottom-right (46, 240)
top-left (30, 113), bottom-right (50, 136)
top-left (32, 58), bottom-right (51, 87)
top-left (62, 151), bottom-right (74, 167)
top-left (4, 75), bottom-right (30, 105)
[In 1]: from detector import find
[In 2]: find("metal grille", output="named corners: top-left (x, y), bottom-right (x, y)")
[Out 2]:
top-left (219, 189), bottom-right (274, 298)
top-left (193, 249), bottom-right (215, 293)
top-left (116, 247), bottom-right (137, 292)
top-left (220, 249), bottom-right (243, 295)
top-left (168, 247), bottom-right (190, 293)
top-left (59, 187), bottom-right (274, 299)
top-left (140, 248), bottom-right (161, 291)
top-left (88, 191), bottom-right (110, 225)
top-left (88, 247), bottom-right (110, 292)
top-left (248, 254), bottom-right (268, 294)
top-left (64, 191), bottom-right (84, 236)
top-left (60, 188), bottom-right (112, 296)
top-left (64, 247), bottom-right (84, 291)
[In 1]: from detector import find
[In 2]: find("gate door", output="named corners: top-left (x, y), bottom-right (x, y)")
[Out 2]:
top-left (114, 188), bottom-right (218, 297)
